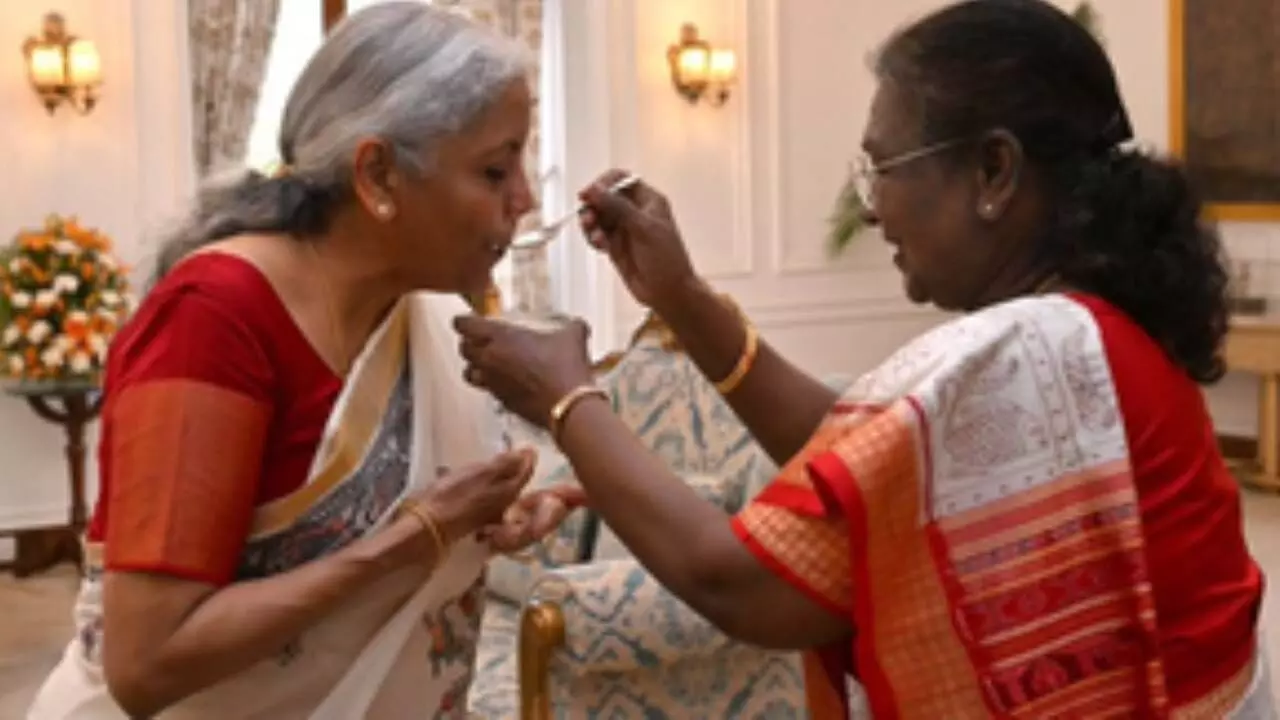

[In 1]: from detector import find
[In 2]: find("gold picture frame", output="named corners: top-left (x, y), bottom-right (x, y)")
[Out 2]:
top-left (1169, 0), bottom-right (1280, 222)
top-left (324, 0), bottom-right (345, 32)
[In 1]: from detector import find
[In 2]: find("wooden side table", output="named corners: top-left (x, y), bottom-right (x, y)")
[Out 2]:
top-left (1222, 316), bottom-right (1280, 493)
top-left (3, 380), bottom-right (103, 576)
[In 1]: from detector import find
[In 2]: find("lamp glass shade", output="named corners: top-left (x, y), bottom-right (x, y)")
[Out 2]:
top-left (67, 40), bottom-right (101, 86)
top-left (28, 44), bottom-right (65, 88)
top-left (709, 49), bottom-right (736, 83)
top-left (676, 46), bottom-right (710, 85)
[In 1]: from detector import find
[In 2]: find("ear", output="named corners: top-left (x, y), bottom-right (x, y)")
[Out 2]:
top-left (973, 129), bottom-right (1023, 221)
top-left (351, 138), bottom-right (402, 221)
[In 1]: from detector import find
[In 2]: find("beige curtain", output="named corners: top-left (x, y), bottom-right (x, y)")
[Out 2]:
top-left (440, 0), bottom-right (551, 315)
top-left (189, 0), bottom-right (282, 176)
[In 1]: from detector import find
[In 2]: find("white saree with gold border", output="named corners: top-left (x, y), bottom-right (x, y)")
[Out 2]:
top-left (29, 292), bottom-right (500, 719)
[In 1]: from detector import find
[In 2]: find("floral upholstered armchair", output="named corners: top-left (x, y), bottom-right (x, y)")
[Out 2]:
top-left (466, 312), bottom-right (857, 719)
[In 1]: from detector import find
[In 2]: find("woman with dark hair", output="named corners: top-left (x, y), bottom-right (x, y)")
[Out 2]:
top-left (454, 0), bottom-right (1273, 717)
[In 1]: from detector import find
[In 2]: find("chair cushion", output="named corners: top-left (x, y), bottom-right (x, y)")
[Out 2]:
top-left (485, 417), bottom-right (591, 604)
top-left (467, 597), bottom-right (521, 718)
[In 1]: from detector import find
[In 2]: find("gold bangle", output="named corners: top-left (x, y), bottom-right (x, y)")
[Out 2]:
top-left (395, 498), bottom-right (450, 560)
top-left (713, 305), bottom-right (760, 396)
top-left (549, 385), bottom-right (609, 441)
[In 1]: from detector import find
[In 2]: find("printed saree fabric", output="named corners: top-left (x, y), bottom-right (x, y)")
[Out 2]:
top-left (28, 283), bottom-right (503, 720)
top-left (733, 294), bottom-right (1272, 719)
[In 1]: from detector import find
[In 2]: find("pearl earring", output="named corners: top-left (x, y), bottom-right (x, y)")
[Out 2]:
top-left (980, 203), bottom-right (996, 219)
top-left (376, 202), bottom-right (394, 219)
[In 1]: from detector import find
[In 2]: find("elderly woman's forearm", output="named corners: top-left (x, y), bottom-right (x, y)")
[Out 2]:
top-left (103, 521), bottom-right (430, 717)
top-left (556, 399), bottom-right (846, 648)
top-left (657, 279), bottom-right (838, 465)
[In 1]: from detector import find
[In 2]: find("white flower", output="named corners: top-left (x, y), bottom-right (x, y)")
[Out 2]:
top-left (69, 350), bottom-right (92, 375)
top-left (11, 292), bottom-right (31, 309)
top-left (8, 258), bottom-right (21, 274)
top-left (40, 345), bottom-right (65, 369)
top-left (95, 308), bottom-right (117, 325)
top-left (52, 334), bottom-right (74, 352)
top-left (8, 354), bottom-right (23, 375)
top-left (34, 290), bottom-right (58, 309)
top-left (53, 240), bottom-right (79, 256)
top-left (27, 320), bottom-right (51, 344)
top-left (64, 310), bottom-right (89, 327)
top-left (100, 290), bottom-right (122, 308)
top-left (2, 325), bottom-right (20, 347)
top-left (53, 274), bottom-right (80, 294)
top-left (98, 254), bottom-right (117, 270)
top-left (88, 333), bottom-right (107, 357)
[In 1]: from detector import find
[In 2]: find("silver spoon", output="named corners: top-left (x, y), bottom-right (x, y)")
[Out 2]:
top-left (511, 174), bottom-right (641, 250)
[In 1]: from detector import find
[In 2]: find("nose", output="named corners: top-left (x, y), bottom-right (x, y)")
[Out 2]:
top-left (509, 168), bottom-right (535, 218)
top-left (859, 206), bottom-right (880, 227)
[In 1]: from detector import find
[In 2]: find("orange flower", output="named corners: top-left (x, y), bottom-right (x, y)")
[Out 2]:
top-left (18, 233), bottom-right (50, 252)
top-left (64, 314), bottom-right (89, 342)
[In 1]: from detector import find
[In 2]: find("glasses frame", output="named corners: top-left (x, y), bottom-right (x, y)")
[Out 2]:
top-left (850, 138), bottom-right (968, 212)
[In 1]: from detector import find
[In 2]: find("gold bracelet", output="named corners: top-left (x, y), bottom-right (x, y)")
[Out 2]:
top-left (713, 300), bottom-right (760, 395)
top-left (549, 385), bottom-right (609, 441)
top-left (395, 498), bottom-right (450, 560)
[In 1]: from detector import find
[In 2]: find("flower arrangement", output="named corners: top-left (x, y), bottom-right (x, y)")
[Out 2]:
top-left (0, 215), bottom-right (133, 384)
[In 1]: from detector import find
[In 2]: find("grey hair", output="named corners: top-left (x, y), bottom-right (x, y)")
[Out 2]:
top-left (154, 2), bottom-right (530, 280)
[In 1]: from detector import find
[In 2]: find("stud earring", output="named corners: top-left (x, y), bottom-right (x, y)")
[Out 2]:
top-left (376, 202), bottom-right (395, 220)
top-left (980, 202), bottom-right (996, 219)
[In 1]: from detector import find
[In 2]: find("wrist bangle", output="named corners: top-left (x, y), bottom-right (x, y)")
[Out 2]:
top-left (549, 385), bottom-right (609, 441)
top-left (713, 298), bottom-right (759, 395)
top-left (394, 498), bottom-right (450, 560)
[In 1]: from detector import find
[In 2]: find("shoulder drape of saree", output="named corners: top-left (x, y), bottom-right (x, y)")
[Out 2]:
top-left (29, 293), bottom-right (502, 720)
top-left (738, 296), bottom-right (1266, 719)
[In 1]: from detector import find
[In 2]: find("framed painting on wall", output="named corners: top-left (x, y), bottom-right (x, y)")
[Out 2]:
top-left (1169, 0), bottom-right (1280, 221)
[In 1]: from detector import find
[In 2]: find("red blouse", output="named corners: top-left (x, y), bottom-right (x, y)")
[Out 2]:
top-left (1071, 293), bottom-right (1263, 704)
top-left (86, 253), bottom-right (342, 585)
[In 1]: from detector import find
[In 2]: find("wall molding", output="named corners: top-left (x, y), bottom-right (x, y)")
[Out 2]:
top-left (699, 0), bottom-right (755, 280)
top-left (747, 297), bottom-right (942, 329)
top-left (0, 503), bottom-right (69, 532)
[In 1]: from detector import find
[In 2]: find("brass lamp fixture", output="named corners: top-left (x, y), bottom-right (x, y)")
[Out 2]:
top-left (22, 12), bottom-right (102, 115)
top-left (667, 23), bottom-right (737, 107)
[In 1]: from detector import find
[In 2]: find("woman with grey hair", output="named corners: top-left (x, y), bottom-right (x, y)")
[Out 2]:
top-left (27, 4), bottom-right (579, 718)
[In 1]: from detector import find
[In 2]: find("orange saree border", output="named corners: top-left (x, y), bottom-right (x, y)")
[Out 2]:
top-left (809, 402), bottom-right (990, 719)
top-left (738, 396), bottom-right (1189, 719)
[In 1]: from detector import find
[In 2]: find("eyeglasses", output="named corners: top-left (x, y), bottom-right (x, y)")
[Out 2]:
top-left (850, 138), bottom-right (966, 213)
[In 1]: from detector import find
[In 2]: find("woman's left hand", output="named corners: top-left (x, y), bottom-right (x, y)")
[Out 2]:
top-left (453, 315), bottom-right (595, 428)
top-left (482, 484), bottom-right (588, 555)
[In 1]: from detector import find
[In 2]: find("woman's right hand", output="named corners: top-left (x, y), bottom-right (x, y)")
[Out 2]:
top-left (399, 448), bottom-right (538, 556)
top-left (579, 170), bottom-right (700, 313)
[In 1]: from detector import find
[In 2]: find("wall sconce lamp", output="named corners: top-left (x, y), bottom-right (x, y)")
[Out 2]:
top-left (22, 13), bottom-right (102, 115)
top-left (667, 23), bottom-right (737, 107)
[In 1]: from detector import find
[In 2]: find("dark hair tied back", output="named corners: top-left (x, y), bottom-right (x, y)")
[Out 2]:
top-left (878, 0), bottom-right (1229, 384)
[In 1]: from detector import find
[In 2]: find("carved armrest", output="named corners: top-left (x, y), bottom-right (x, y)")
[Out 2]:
top-left (516, 560), bottom-right (752, 719)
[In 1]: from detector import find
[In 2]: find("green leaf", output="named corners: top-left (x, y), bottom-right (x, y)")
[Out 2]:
top-left (827, 169), bottom-right (868, 257)
top-left (1072, 2), bottom-right (1102, 45)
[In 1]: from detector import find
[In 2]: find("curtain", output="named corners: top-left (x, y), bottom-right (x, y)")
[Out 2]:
top-left (440, 0), bottom-right (552, 316)
top-left (189, 0), bottom-right (283, 176)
